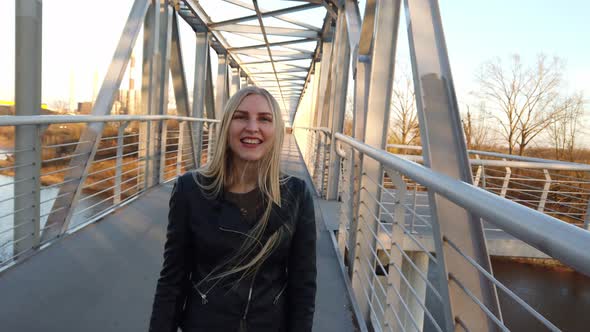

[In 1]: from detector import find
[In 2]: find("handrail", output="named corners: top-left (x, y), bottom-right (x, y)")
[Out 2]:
top-left (0, 115), bottom-right (219, 126)
top-left (395, 154), bottom-right (590, 172)
top-left (297, 127), bottom-right (590, 171)
top-left (387, 143), bottom-right (590, 168)
top-left (295, 126), bottom-right (331, 135)
top-left (335, 132), bottom-right (590, 276)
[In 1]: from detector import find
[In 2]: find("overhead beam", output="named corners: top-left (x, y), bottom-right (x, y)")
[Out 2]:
top-left (227, 38), bottom-right (318, 51)
top-left (215, 23), bottom-right (319, 38)
top-left (221, 0), bottom-right (322, 31)
top-left (210, 3), bottom-right (321, 29)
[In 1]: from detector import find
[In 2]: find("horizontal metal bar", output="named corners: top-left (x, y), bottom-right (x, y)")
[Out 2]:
top-left (41, 166), bottom-right (79, 177)
top-left (0, 162), bottom-right (34, 172)
top-left (43, 140), bottom-right (93, 149)
top-left (335, 133), bottom-right (590, 276)
top-left (448, 273), bottom-right (509, 332)
top-left (40, 191), bottom-right (74, 205)
top-left (444, 236), bottom-right (561, 331)
top-left (43, 151), bottom-right (88, 163)
top-left (395, 154), bottom-right (590, 171)
top-left (40, 205), bottom-right (66, 219)
top-left (0, 219), bottom-right (33, 236)
top-left (0, 115), bottom-right (220, 127)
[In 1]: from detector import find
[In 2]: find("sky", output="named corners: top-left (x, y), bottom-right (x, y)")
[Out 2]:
top-left (0, 0), bottom-right (588, 137)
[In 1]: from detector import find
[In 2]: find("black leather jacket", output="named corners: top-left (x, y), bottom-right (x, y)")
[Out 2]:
top-left (149, 172), bottom-right (317, 332)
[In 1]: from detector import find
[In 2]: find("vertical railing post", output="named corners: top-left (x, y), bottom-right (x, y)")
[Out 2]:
top-left (14, 0), bottom-right (43, 257)
top-left (500, 163), bottom-right (511, 198)
top-left (114, 122), bottom-right (129, 205)
top-left (159, 119), bottom-right (168, 183)
top-left (473, 155), bottom-right (482, 187)
top-left (538, 169), bottom-right (551, 212)
top-left (320, 133), bottom-right (329, 198)
top-left (338, 145), bottom-right (354, 258)
top-left (385, 170), bottom-right (408, 331)
top-left (176, 121), bottom-right (185, 175)
top-left (584, 200), bottom-right (590, 231)
top-left (410, 183), bottom-right (418, 233)
top-left (208, 123), bottom-right (217, 161)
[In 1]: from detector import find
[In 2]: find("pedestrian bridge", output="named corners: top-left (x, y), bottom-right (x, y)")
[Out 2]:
top-left (2, 1), bottom-right (590, 331)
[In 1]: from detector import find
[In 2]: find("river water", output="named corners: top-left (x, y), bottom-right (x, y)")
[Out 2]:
top-left (418, 258), bottom-right (590, 331)
top-left (0, 172), bottom-right (105, 263)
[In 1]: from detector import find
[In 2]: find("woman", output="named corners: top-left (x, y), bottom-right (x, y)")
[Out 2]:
top-left (149, 86), bottom-right (317, 332)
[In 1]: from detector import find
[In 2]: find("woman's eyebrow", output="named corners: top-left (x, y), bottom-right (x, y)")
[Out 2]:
top-left (234, 109), bottom-right (273, 116)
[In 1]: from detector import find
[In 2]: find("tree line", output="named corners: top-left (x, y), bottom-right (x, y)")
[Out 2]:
top-left (385, 54), bottom-right (586, 161)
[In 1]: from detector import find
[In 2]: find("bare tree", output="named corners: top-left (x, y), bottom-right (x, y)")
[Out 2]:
top-left (49, 99), bottom-right (70, 113)
top-left (389, 68), bottom-right (419, 145)
top-left (548, 93), bottom-right (584, 161)
top-left (476, 54), bottom-right (565, 155)
top-left (462, 102), bottom-right (490, 150)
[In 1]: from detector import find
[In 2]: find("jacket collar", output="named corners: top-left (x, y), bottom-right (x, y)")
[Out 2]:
top-left (206, 186), bottom-right (291, 236)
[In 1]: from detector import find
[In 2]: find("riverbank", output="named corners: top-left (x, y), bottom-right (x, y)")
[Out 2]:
top-left (0, 157), bottom-right (143, 198)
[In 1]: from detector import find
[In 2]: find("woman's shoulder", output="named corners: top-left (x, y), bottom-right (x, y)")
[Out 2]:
top-left (175, 170), bottom-right (211, 195)
top-left (280, 174), bottom-right (313, 201)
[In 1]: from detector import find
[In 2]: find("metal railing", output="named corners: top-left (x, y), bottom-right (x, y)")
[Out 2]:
top-left (387, 144), bottom-right (590, 230)
top-left (0, 115), bottom-right (218, 271)
top-left (294, 127), bottom-right (332, 198)
top-left (295, 127), bottom-right (590, 331)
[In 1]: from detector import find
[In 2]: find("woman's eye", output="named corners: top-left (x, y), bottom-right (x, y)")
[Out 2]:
top-left (260, 117), bottom-right (272, 122)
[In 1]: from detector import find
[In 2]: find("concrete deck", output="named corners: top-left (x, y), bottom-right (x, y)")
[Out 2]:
top-left (0, 133), bottom-right (356, 331)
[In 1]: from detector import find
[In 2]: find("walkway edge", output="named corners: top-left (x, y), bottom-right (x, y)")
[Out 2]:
top-left (293, 134), bottom-right (368, 332)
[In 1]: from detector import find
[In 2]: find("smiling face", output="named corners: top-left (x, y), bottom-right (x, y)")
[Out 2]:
top-left (228, 93), bottom-right (276, 165)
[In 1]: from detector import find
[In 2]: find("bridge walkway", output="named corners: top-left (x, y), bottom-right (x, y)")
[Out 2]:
top-left (0, 133), bottom-right (356, 332)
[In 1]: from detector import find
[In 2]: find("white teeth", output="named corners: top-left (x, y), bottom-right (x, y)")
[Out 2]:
top-left (241, 138), bottom-right (261, 144)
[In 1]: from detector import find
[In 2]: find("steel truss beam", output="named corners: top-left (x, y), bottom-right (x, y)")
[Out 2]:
top-left (210, 3), bottom-right (321, 30)
top-left (42, 0), bottom-right (150, 242)
top-left (404, 0), bottom-right (501, 329)
top-left (170, 11), bottom-right (199, 169)
top-left (326, 10), bottom-right (351, 200)
top-left (192, 30), bottom-right (209, 167)
top-left (220, 0), bottom-right (323, 31)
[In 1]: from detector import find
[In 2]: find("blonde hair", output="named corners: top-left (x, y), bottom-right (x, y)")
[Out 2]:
top-left (194, 86), bottom-right (288, 284)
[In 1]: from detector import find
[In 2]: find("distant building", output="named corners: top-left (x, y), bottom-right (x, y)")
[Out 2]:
top-left (77, 102), bottom-right (93, 115)
top-left (0, 104), bottom-right (12, 116)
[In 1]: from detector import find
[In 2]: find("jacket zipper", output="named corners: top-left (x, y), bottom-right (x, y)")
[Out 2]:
top-left (218, 226), bottom-right (261, 327)
top-left (193, 284), bottom-right (208, 304)
top-left (273, 281), bottom-right (288, 305)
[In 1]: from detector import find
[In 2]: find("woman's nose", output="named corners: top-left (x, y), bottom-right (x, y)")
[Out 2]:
top-left (245, 118), bottom-right (259, 132)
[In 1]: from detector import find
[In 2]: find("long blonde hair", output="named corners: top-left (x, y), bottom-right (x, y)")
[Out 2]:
top-left (194, 86), bottom-right (287, 283)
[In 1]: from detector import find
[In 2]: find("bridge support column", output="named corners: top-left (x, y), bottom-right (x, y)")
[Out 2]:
top-left (192, 30), bottom-right (209, 168)
top-left (326, 10), bottom-right (351, 200)
top-left (14, 0), bottom-right (43, 258)
top-left (230, 68), bottom-right (241, 96)
top-left (399, 251), bottom-right (429, 331)
top-left (215, 53), bottom-right (230, 119)
top-left (348, 0), bottom-right (401, 326)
